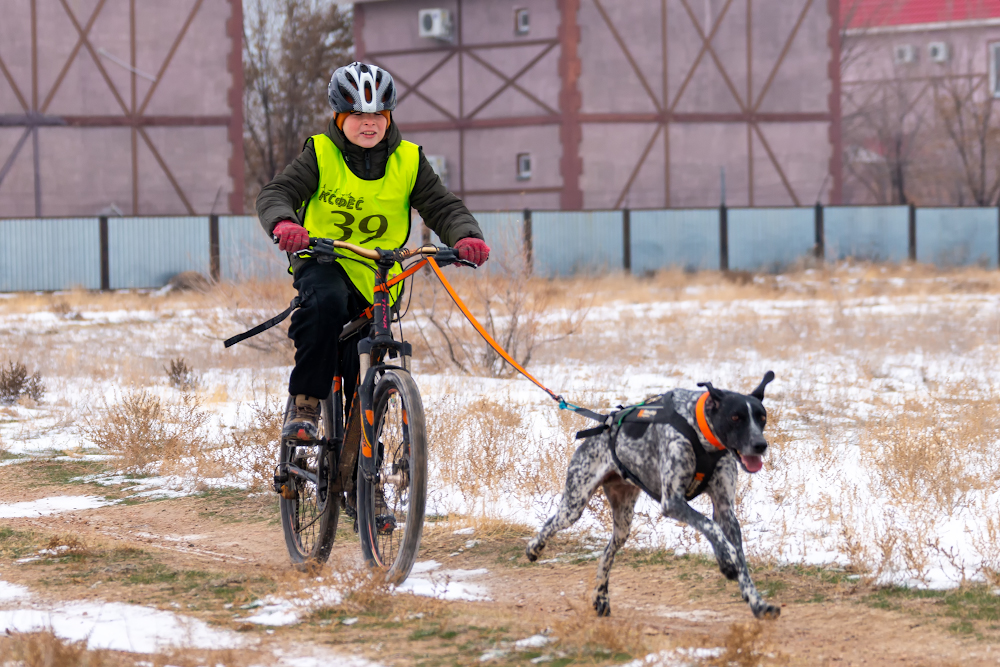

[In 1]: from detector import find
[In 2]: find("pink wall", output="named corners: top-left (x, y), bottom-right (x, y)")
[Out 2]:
top-left (0, 0), bottom-right (240, 217)
top-left (358, 0), bottom-right (838, 209)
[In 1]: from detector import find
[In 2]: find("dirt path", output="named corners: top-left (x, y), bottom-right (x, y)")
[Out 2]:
top-left (1, 477), bottom-right (997, 666)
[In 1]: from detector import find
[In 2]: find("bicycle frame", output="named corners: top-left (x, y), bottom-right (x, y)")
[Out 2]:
top-left (304, 238), bottom-right (471, 490)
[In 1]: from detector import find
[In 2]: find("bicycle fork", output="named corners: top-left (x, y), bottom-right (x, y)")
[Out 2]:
top-left (358, 255), bottom-right (411, 483)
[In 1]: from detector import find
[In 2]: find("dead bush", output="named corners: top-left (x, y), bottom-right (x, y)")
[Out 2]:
top-left (83, 389), bottom-right (209, 474)
top-left (1, 629), bottom-right (112, 667)
top-left (165, 357), bottom-right (200, 391)
top-left (706, 621), bottom-right (787, 667)
top-left (223, 393), bottom-right (284, 490)
top-left (410, 253), bottom-right (589, 377)
top-left (552, 604), bottom-right (646, 656)
top-left (41, 534), bottom-right (93, 558)
top-left (859, 394), bottom-right (1000, 516)
top-left (0, 360), bottom-right (45, 404)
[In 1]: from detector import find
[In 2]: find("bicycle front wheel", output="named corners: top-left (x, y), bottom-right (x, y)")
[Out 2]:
top-left (357, 370), bottom-right (427, 584)
top-left (279, 395), bottom-right (339, 568)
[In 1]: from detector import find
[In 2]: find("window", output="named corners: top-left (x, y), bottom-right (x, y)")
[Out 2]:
top-left (514, 8), bottom-right (530, 36)
top-left (991, 43), bottom-right (1000, 98)
top-left (516, 153), bottom-right (532, 180)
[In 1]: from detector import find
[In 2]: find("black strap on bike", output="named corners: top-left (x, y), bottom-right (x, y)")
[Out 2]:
top-left (223, 291), bottom-right (309, 348)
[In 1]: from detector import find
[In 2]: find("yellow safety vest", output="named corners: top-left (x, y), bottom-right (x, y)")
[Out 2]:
top-left (301, 134), bottom-right (419, 304)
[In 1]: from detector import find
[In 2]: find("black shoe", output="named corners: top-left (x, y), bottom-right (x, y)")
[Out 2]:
top-left (282, 395), bottom-right (320, 441)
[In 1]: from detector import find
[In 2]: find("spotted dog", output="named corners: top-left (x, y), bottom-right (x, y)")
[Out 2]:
top-left (525, 372), bottom-right (779, 620)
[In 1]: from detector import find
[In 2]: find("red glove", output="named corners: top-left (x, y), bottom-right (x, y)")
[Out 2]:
top-left (454, 238), bottom-right (490, 266)
top-left (273, 220), bottom-right (310, 252)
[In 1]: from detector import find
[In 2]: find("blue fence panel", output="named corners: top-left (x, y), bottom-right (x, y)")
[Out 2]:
top-left (108, 217), bottom-right (211, 289)
top-left (532, 211), bottom-right (623, 276)
top-left (0, 218), bottom-right (101, 292)
top-left (470, 211), bottom-right (525, 274)
top-left (917, 208), bottom-right (999, 268)
top-left (630, 209), bottom-right (720, 272)
top-left (728, 208), bottom-right (815, 272)
top-left (219, 216), bottom-right (289, 282)
top-left (824, 206), bottom-right (909, 262)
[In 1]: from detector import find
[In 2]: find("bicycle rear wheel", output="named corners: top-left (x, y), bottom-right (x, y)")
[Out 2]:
top-left (278, 395), bottom-right (340, 568)
top-left (357, 370), bottom-right (427, 584)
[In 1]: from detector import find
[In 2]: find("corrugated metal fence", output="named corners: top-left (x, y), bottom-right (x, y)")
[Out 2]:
top-left (3, 205), bottom-right (1000, 291)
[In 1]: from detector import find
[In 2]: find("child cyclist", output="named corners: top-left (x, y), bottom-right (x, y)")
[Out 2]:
top-left (256, 62), bottom-right (490, 440)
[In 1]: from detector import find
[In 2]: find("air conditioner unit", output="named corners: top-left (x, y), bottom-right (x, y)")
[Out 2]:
top-left (426, 155), bottom-right (449, 188)
top-left (928, 41), bottom-right (950, 63)
top-left (418, 9), bottom-right (453, 40)
top-left (894, 44), bottom-right (916, 64)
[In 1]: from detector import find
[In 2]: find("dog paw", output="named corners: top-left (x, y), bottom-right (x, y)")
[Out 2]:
top-left (525, 540), bottom-right (542, 562)
top-left (593, 596), bottom-right (611, 617)
top-left (752, 603), bottom-right (781, 620)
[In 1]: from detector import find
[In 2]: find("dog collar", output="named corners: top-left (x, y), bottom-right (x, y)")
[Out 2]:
top-left (696, 392), bottom-right (725, 451)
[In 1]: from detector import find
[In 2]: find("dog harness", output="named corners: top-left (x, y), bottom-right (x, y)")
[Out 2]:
top-left (576, 393), bottom-right (728, 502)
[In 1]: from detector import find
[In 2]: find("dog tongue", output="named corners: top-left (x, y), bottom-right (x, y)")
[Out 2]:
top-left (740, 454), bottom-right (763, 473)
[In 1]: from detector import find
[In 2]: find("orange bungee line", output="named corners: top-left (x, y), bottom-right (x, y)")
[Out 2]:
top-left (426, 258), bottom-right (603, 420)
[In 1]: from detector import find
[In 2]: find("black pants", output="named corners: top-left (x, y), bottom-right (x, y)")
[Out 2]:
top-left (287, 261), bottom-right (366, 401)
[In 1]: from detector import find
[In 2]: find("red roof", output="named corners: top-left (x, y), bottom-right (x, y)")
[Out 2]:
top-left (845, 0), bottom-right (1000, 29)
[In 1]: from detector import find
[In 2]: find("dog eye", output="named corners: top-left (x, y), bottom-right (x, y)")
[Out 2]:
top-left (731, 414), bottom-right (740, 422)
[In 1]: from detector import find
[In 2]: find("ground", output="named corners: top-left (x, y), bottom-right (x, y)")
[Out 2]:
top-left (4, 265), bottom-right (1000, 665)
top-left (1, 458), bottom-right (998, 666)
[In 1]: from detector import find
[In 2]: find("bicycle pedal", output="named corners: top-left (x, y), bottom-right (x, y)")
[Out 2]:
top-left (279, 484), bottom-right (298, 500)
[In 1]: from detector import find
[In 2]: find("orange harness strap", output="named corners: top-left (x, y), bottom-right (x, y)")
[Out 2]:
top-left (695, 392), bottom-right (725, 451)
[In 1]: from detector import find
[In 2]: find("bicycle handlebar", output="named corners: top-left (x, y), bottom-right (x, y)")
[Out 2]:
top-left (302, 237), bottom-right (476, 268)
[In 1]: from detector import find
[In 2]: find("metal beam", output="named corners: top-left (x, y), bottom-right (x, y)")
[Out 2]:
top-left (0, 114), bottom-right (232, 127)
top-left (138, 0), bottom-right (205, 115)
top-left (462, 186), bottom-right (562, 196)
top-left (827, 0), bottom-right (843, 204)
top-left (558, 0), bottom-right (583, 210)
top-left (366, 38), bottom-right (559, 60)
top-left (397, 111), bottom-right (830, 134)
top-left (227, 0), bottom-right (245, 213)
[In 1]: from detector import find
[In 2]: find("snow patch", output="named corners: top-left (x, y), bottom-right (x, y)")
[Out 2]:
top-left (0, 495), bottom-right (116, 518)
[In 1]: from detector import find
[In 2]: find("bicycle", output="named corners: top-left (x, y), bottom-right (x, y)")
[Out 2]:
top-left (272, 238), bottom-right (474, 583)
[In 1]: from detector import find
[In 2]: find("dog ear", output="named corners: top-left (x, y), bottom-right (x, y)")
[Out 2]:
top-left (751, 371), bottom-right (775, 401)
top-left (697, 381), bottom-right (725, 403)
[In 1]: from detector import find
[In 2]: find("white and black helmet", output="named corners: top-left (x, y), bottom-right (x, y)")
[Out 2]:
top-left (328, 62), bottom-right (397, 113)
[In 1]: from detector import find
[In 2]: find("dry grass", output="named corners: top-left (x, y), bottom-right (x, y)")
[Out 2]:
top-left (705, 621), bottom-right (788, 667)
top-left (83, 389), bottom-right (211, 475)
top-left (0, 359), bottom-right (45, 404)
top-left (0, 630), bottom-right (118, 667)
top-left (409, 260), bottom-right (590, 378)
top-left (222, 392), bottom-right (284, 490)
top-left (165, 358), bottom-right (199, 392)
top-left (551, 603), bottom-right (647, 656)
top-left (211, 278), bottom-right (297, 354)
top-left (860, 394), bottom-right (1000, 516)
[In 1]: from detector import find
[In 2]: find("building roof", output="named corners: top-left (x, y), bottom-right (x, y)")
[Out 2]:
top-left (845, 0), bottom-right (1000, 30)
